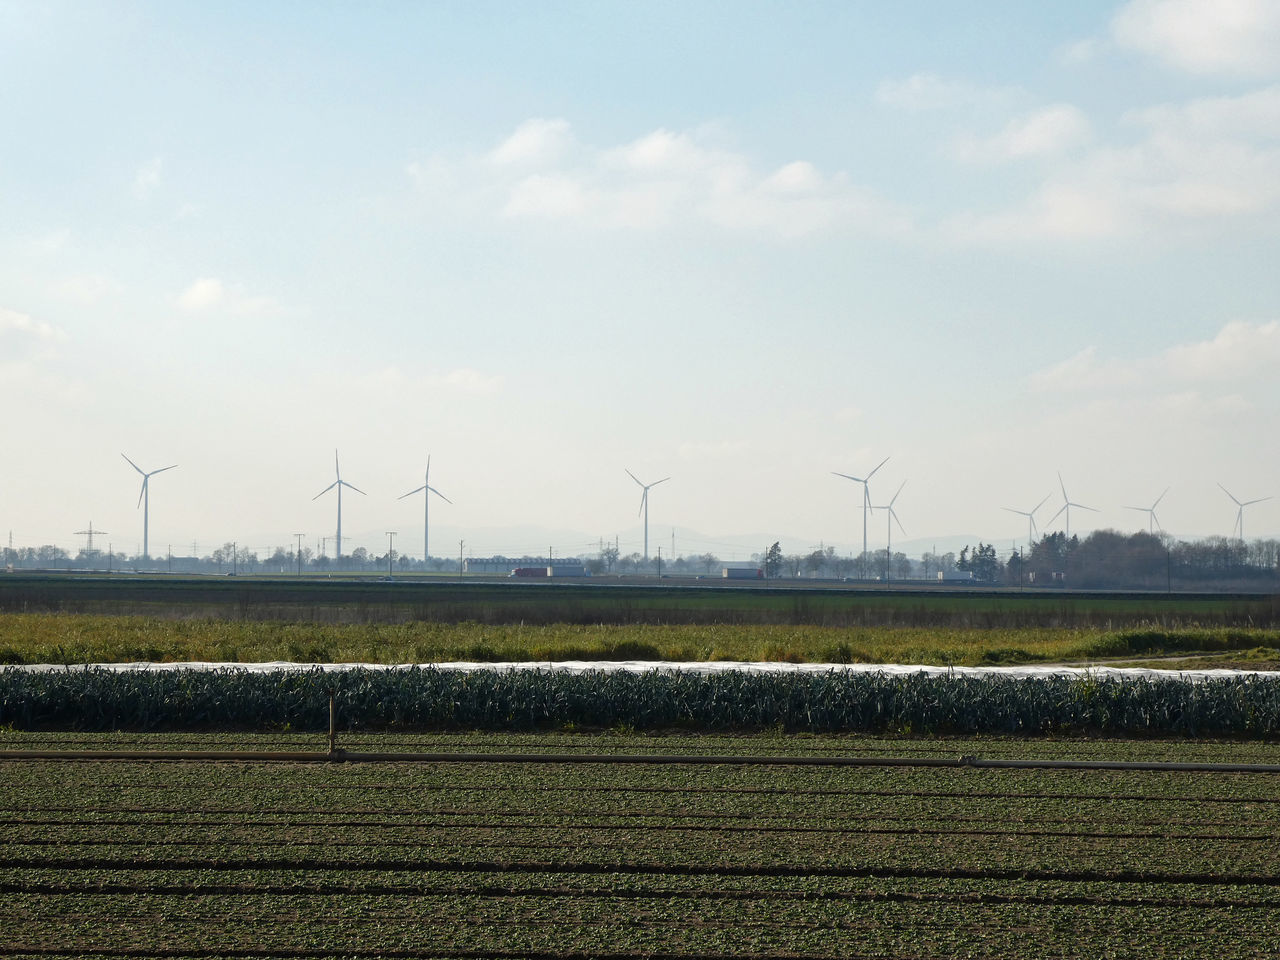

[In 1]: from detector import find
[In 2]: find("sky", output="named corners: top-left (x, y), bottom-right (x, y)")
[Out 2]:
top-left (2, 0), bottom-right (1279, 562)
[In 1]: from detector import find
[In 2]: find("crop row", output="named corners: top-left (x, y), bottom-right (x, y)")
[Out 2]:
top-left (4, 885), bottom-right (1278, 958)
top-left (7, 666), bottom-right (1280, 735)
top-left (3, 747), bottom-right (1279, 959)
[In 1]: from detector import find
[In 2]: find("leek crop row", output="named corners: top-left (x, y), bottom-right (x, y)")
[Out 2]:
top-left (4, 667), bottom-right (1280, 737)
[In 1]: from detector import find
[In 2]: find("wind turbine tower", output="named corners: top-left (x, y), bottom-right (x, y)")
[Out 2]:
top-left (1046, 472), bottom-right (1097, 538)
top-left (1124, 488), bottom-right (1170, 535)
top-left (1218, 484), bottom-right (1271, 541)
top-left (832, 456), bottom-right (888, 578)
top-left (872, 480), bottom-right (907, 582)
top-left (1002, 495), bottom-right (1049, 548)
top-left (626, 469), bottom-right (669, 562)
top-left (121, 454), bottom-right (177, 560)
top-left (399, 455), bottom-right (452, 564)
top-left (312, 450), bottom-right (365, 561)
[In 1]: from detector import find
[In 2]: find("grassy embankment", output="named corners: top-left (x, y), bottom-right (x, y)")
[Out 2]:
top-left (1, 611), bottom-right (1278, 667)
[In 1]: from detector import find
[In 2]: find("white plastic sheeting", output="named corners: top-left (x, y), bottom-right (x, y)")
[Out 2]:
top-left (5, 660), bottom-right (1275, 680)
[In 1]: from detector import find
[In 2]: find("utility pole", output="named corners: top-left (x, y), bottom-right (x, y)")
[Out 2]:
top-left (232, 541), bottom-right (237, 576)
top-left (167, 545), bottom-right (171, 575)
top-left (386, 532), bottom-right (396, 578)
top-left (657, 546), bottom-right (662, 578)
top-left (459, 539), bottom-right (464, 574)
top-left (295, 534), bottom-right (305, 576)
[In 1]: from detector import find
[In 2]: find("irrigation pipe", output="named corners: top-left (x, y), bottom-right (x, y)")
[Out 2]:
top-left (2, 748), bottom-right (1280, 774)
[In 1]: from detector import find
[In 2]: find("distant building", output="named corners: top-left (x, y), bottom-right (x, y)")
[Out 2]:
top-left (463, 556), bottom-right (587, 576)
top-left (722, 562), bottom-right (763, 579)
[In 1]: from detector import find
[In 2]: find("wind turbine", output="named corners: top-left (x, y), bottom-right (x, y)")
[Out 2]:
top-left (871, 480), bottom-right (907, 582)
top-left (1124, 487), bottom-right (1170, 535)
top-left (121, 454), bottom-right (176, 560)
top-left (1002, 495), bottom-right (1049, 548)
top-left (626, 469), bottom-right (669, 562)
top-left (312, 450), bottom-right (365, 561)
top-left (399, 455), bottom-right (452, 564)
top-left (832, 456), bottom-right (889, 579)
top-left (1218, 483), bottom-right (1271, 541)
top-left (1045, 472), bottom-right (1097, 538)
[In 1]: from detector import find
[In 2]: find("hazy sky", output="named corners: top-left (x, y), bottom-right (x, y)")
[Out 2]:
top-left (3, 0), bottom-right (1278, 560)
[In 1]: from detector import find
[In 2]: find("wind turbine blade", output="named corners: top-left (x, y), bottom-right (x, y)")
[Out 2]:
top-left (889, 480), bottom-right (906, 507)
top-left (1242, 496), bottom-right (1272, 507)
top-left (637, 490), bottom-right (647, 517)
top-left (625, 468), bottom-right (645, 488)
top-left (399, 485), bottom-right (427, 500)
top-left (1032, 495), bottom-right (1050, 514)
top-left (1001, 507), bottom-right (1027, 516)
top-left (867, 457), bottom-right (889, 481)
top-left (1217, 483), bottom-right (1242, 506)
top-left (312, 481), bottom-right (338, 500)
top-left (1058, 472), bottom-right (1068, 501)
top-left (1152, 487), bottom-right (1170, 509)
top-left (136, 480), bottom-right (147, 509)
top-left (1047, 504), bottom-right (1067, 526)
top-left (891, 509), bottom-right (906, 537)
top-left (334, 450), bottom-right (340, 479)
top-left (1076, 503), bottom-right (1099, 513)
top-left (152, 464), bottom-right (178, 476)
top-left (343, 481), bottom-right (367, 496)
top-left (831, 472), bottom-right (862, 483)
top-left (652, 477), bottom-right (671, 487)
top-left (121, 453), bottom-right (144, 475)
top-left (1122, 506), bottom-right (1146, 512)
top-left (427, 485), bottom-right (452, 504)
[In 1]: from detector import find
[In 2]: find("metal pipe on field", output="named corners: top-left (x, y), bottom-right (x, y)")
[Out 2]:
top-left (2, 748), bottom-right (1280, 774)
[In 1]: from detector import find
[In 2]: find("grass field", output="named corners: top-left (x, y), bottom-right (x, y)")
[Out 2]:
top-left (2, 732), bottom-right (1279, 958)
top-left (3, 611), bottom-right (1280, 667)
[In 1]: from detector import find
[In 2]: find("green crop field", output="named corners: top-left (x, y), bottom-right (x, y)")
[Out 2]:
top-left (2, 732), bottom-right (1279, 959)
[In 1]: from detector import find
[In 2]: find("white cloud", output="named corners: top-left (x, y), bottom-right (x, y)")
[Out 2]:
top-left (410, 119), bottom-right (901, 239)
top-left (503, 174), bottom-right (591, 218)
top-left (1112, 0), bottom-right (1280, 76)
top-left (1029, 320), bottom-right (1280, 395)
top-left (1131, 85), bottom-right (1280, 141)
top-left (1058, 37), bottom-right (1101, 65)
top-left (0, 306), bottom-right (64, 341)
top-left (488, 118), bottom-right (572, 166)
top-left (607, 128), bottom-right (718, 174)
top-left (1160, 319), bottom-right (1280, 379)
top-left (175, 278), bottom-right (283, 317)
top-left (56, 273), bottom-right (123, 305)
top-left (133, 156), bottom-right (164, 198)
top-left (176, 277), bottom-right (225, 311)
top-left (955, 104), bottom-right (1092, 162)
top-left (875, 73), bottom-right (1015, 111)
top-left (949, 86), bottom-right (1280, 241)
